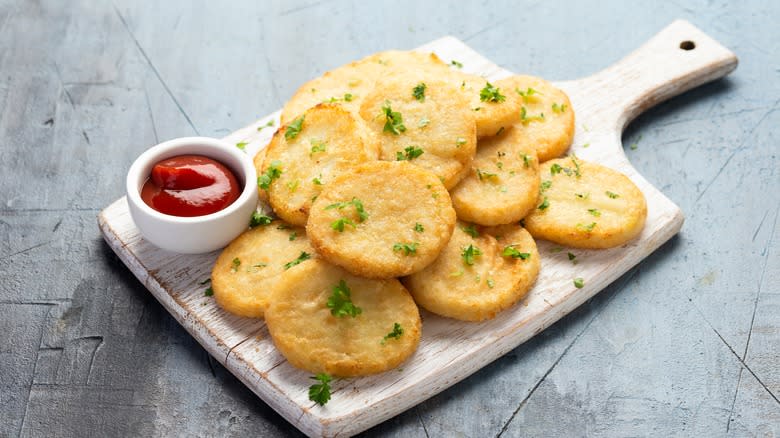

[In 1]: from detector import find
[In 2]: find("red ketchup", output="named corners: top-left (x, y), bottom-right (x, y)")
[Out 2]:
top-left (141, 155), bottom-right (240, 217)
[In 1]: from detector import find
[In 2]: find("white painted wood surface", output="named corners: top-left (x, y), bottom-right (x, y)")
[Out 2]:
top-left (98, 20), bottom-right (736, 437)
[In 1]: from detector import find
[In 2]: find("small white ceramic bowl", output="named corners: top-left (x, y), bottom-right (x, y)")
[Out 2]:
top-left (126, 136), bottom-right (258, 254)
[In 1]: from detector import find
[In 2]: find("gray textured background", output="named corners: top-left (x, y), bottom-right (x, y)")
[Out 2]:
top-left (1, 0), bottom-right (778, 436)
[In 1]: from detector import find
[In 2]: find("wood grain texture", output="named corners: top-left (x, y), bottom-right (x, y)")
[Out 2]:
top-left (97, 21), bottom-right (735, 437)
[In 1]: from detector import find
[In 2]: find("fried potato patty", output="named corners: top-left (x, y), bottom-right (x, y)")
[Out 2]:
top-left (211, 221), bottom-right (316, 318)
top-left (495, 75), bottom-right (575, 162)
top-left (359, 77), bottom-right (476, 189)
top-left (523, 157), bottom-right (647, 248)
top-left (450, 126), bottom-right (541, 225)
top-left (261, 104), bottom-right (379, 226)
top-left (265, 259), bottom-right (422, 377)
top-left (281, 50), bottom-right (450, 125)
top-left (306, 161), bottom-right (456, 278)
top-left (450, 71), bottom-right (523, 139)
top-left (404, 222), bottom-right (540, 321)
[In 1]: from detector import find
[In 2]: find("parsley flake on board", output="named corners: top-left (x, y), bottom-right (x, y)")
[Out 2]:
top-left (574, 277), bottom-right (585, 288)
top-left (502, 246), bottom-right (530, 260)
top-left (257, 160), bottom-right (283, 190)
top-left (381, 101), bottom-right (406, 135)
top-left (327, 280), bottom-right (362, 318)
top-left (381, 323), bottom-right (404, 344)
top-left (257, 119), bottom-right (275, 131)
top-left (412, 82), bottom-right (426, 101)
top-left (396, 145), bottom-right (424, 161)
top-left (393, 242), bottom-right (419, 256)
top-left (461, 244), bottom-right (482, 266)
top-left (249, 212), bottom-right (273, 228)
top-left (285, 115), bottom-right (305, 140)
top-left (235, 141), bottom-right (247, 151)
top-left (204, 286), bottom-right (214, 296)
top-left (480, 82), bottom-right (506, 103)
top-left (198, 278), bottom-right (211, 285)
top-left (284, 251), bottom-right (311, 270)
top-left (451, 60), bottom-right (463, 68)
top-left (308, 373), bottom-right (332, 406)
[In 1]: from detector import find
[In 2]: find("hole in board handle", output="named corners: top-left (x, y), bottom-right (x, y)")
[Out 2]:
top-left (679, 40), bottom-right (695, 50)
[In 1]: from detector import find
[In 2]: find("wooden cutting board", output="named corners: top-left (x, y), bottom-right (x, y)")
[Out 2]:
top-left (98, 20), bottom-right (736, 437)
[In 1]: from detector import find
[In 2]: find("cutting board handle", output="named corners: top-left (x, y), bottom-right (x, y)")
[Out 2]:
top-left (580, 20), bottom-right (737, 131)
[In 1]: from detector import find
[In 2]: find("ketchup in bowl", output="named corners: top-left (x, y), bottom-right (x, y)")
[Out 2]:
top-left (141, 155), bottom-right (240, 217)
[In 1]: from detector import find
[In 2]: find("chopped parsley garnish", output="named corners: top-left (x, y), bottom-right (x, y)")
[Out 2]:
top-left (418, 117), bottom-right (430, 128)
top-left (583, 142), bottom-right (591, 148)
top-left (451, 60), bottom-right (463, 68)
top-left (231, 257), bottom-right (241, 272)
top-left (325, 198), bottom-right (368, 222)
top-left (606, 191), bottom-right (620, 199)
top-left (236, 141), bottom-right (248, 151)
top-left (550, 246), bottom-right (563, 253)
top-left (287, 179), bottom-right (299, 192)
top-left (257, 119), bottom-right (275, 131)
top-left (479, 82), bottom-right (506, 103)
top-left (414, 223), bottom-right (425, 233)
top-left (331, 217), bottom-right (356, 232)
top-left (285, 115), bottom-right (305, 140)
top-left (476, 168), bottom-right (498, 181)
top-left (515, 87), bottom-right (541, 102)
top-left (552, 102), bottom-right (567, 113)
top-left (258, 160), bottom-right (283, 190)
top-left (461, 244), bottom-right (482, 266)
top-left (573, 278), bottom-right (585, 288)
top-left (456, 137), bottom-right (467, 147)
top-left (502, 246), bottom-right (530, 260)
top-left (550, 163), bottom-right (563, 175)
top-left (568, 252), bottom-right (577, 262)
top-left (520, 106), bottom-right (545, 124)
top-left (381, 323), bottom-right (404, 344)
top-left (382, 101), bottom-right (406, 135)
top-left (540, 180), bottom-right (552, 192)
top-left (521, 153), bottom-right (531, 167)
top-left (308, 373), bottom-right (332, 406)
top-left (486, 278), bottom-right (495, 288)
top-left (412, 82), bottom-right (426, 101)
top-left (393, 242), bottom-right (419, 255)
top-left (577, 222), bottom-right (597, 232)
top-left (204, 286), bottom-right (214, 296)
top-left (538, 197), bottom-right (550, 210)
top-left (496, 126), bottom-right (505, 136)
top-left (588, 208), bottom-right (601, 217)
top-left (198, 278), bottom-right (211, 285)
top-left (312, 176), bottom-right (323, 185)
top-left (289, 231), bottom-right (298, 241)
top-left (570, 155), bottom-right (582, 177)
top-left (496, 161), bottom-right (504, 170)
top-left (284, 251), bottom-right (311, 270)
top-left (450, 270), bottom-right (464, 277)
top-left (461, 224), bottom-right (479, 237)
top-left (396, 145), bottom-right (424, 161)
top-left (310, 138), bottom-right (327, 156)
top-left (575, 192), bottom-right (589, 200)
top-left (327, 280), bottom-right (362, 318)
top-left (249, 212), bottom-right (273, 228)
